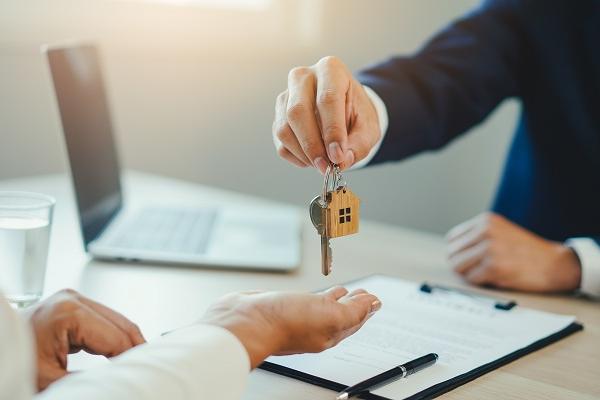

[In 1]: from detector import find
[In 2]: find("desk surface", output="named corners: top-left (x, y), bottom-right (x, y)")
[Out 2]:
top-left (1, 172), bottom-right (598, 400)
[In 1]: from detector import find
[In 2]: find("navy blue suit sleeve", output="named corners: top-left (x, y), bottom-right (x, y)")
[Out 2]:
top-left (358, 0), bottom-right (523, 164)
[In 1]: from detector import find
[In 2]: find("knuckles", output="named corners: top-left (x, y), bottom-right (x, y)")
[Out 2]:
top-left (53, 291), bottom-right (82, 313)
top-left (317, 55), bottom-right (342, 69)
top-left (287, 66), bottom-right (311, 81)
top-left (275, 90), bottom-right (287, 104)
top-left (321, 123), bottom-right (345, 140)
top-left (275, 124), bottom-right (292, 142)
top-left (276, 145), bottom-right (290, 159)
top-left (286, 101), bottom-right (310, 122)
top-left (58, 288), bottom-right (80, 298)
top-left (316, 88), bottom-right (341, 107)
top-left (480, 212), bottom-right (503, 230)
top-left (131, 323), bottom-right (143, 336)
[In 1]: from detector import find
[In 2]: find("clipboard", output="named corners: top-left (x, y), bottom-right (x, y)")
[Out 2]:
top-left (259, 276), bottom-right (584, 400)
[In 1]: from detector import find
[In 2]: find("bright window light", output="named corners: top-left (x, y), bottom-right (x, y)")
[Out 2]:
top-left (118, 0), bottom-right (271, 10)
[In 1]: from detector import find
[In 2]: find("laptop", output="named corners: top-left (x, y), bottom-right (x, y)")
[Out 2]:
top-left (44, 44), bottom-right (301, 271)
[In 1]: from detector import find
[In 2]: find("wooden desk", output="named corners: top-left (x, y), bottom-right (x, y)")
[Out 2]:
top-left (1, 173), bottom-right (598, 400)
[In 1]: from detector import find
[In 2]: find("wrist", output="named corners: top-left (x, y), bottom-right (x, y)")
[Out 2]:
top-left (551, 243), bottom-right (582, 291)
top-left (200, 307), bottom-right (282, 369)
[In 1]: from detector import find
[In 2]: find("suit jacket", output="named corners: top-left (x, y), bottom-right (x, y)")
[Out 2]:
top-left (358, 0), bottom-right (600, 244)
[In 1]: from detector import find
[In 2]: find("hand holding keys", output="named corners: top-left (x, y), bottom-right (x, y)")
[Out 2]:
top-left (310, 164), bottom-right (360, 276)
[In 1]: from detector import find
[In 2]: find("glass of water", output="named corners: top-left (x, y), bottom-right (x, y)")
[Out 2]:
top-left (0, 192), bottom-right (55, 308)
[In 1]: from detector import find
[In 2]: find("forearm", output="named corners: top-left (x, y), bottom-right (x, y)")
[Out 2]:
top-left (37, 324), bottom-right (250, 400)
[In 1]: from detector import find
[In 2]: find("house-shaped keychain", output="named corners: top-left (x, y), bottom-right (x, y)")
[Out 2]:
top-left (325, 187), bottom-right (360, 239)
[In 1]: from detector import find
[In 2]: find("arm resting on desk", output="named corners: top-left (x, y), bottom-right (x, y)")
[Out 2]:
top-left (37, 325), bottom-right (250, 400)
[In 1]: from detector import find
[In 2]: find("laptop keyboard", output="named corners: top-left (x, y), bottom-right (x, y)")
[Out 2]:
top-left (107, 207), bottom-right (217, 255)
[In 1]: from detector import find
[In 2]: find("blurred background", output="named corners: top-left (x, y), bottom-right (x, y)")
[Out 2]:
top-left (0, 0), bottom-right (518, 235)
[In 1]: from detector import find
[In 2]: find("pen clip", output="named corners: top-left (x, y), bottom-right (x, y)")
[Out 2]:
top-left (420, 282), bottom-right (517, 311)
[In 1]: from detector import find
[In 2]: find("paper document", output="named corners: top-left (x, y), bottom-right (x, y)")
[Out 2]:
top-left (268, 275), bottom-right (575, 399)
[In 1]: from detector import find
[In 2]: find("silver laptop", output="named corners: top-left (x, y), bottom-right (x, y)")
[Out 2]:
top-left (45, 44), bottom-right (301, 271)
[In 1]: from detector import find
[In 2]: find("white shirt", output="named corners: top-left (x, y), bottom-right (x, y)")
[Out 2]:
top-left (363, 87), bottom-right (600, 297)
top-left (0, 297), bottom-right (250, 400)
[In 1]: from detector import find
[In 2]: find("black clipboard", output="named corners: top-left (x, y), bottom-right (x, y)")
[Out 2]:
top-left (258, 278), bottom-right (584, 400)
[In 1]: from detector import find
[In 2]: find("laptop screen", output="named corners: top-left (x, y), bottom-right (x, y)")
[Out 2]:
top-left (46, 44), bottom-right (122, 247)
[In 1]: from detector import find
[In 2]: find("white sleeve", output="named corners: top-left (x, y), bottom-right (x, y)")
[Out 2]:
top-left (566, 238), bottom-right (600, 297)
top-left (37, 324), bottom-right (250, 400)
top-left (0, 295), bottom-right (36, 400)
top-left (351, 86), bottom-right (389, 169)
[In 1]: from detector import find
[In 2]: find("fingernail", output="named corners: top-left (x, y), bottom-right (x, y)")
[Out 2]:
top-left (345, 150), bottom-right (355, 166)
top-left (314, 157), bottom-right (328, 174)
top-left (328, 142), bottom-right (343, 164)
top-left (370, 300), bottom-right (382, 313)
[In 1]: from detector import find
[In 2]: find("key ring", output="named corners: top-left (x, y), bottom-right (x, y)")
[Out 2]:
top-left (321, 164), bottom-right (346, 206)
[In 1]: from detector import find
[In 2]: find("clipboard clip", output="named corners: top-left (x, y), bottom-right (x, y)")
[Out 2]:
top-left (420, 282), bottom-right (517, 311)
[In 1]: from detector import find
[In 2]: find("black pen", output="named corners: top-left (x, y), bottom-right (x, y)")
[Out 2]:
top-left (335, 353), bottom-right (438, 400)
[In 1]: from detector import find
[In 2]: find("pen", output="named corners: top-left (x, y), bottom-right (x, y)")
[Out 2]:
top-left (335, 353), bottom-right (438, 400)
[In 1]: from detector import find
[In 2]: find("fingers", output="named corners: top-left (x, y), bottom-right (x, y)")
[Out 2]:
top-left (322, 286), bottom-right (349, 300)
top-left (446, 212), bottom-right (507, 243)
top-left (337, 291), bottom-right (381, 329)
top-left (314, 56), bottom-right (351, 165)
top-left (449, 239), bottom-right (490, 275)
top-left (320, 287), bottom-right (381, 335)
top-left (447, 213), bottom-right (494, 277)
top-left (328, 292), bottom-right (381, 343)
top-left (464, 263), bottom-right (495, 286)
top-left (273, 91), bottom-right (311, 167)
top-left (321, 286), bottom-right (368, 301)
top-left (69, 303), bottom-right (138, 357)
top-left (30, 290), bottom-right (144, 391)
top-left (286, 67), bottom-right (329, 172)
top-left (78, 297), bottom-right (145, 346)
top-left (446, 220), bottom-right (487, 257)
top-left (446, 214), bottom-right (485, 242)
top-left (347, 288), bottom-right (368, 297)
top-left (275, 145), bottom-right (309, 168)
top-left (274, 56), bottom-right (355, 173)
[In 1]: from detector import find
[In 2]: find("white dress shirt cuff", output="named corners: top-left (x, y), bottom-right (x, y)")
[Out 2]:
top-left (351, 86), bottom-right (389, 169)
top-left (566, 238), bottom-right (600, 297)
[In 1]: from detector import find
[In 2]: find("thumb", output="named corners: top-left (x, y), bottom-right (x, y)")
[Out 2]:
top-left (339, 83), bottom-right (382, 169)
top-left (69, 303), bottom-right (136, 358)
top-left (344, 116), bottom-right (380, 169)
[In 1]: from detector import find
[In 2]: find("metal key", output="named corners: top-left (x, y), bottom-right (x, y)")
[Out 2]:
top-left (310, 195), bottom-right (332, 275)
top-left (320, 235), bottom-right (333, 276)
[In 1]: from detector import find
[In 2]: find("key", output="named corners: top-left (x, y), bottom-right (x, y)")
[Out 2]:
top-left (321, 235), bottom-right (333, 276)
top-left (309, 195), bottom-right (325, 235)
top-left (310, 164), bottom-right (360, 276)
top-left (310, 196), bottom-right (332, 275)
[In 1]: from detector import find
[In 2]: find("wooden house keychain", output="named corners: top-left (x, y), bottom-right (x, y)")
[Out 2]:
top-left (309, 163), bottom-right (360, 276)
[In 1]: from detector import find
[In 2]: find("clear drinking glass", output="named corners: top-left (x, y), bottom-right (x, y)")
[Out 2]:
top-left (0, 192), bottom-right (55, 308)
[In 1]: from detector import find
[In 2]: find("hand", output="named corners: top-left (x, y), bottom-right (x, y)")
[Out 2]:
top-left (272, 56), bottom-right (381, 173)
top-left (26, 289), bottom-right (145, 391)
top-left (199, 287), bottom-right (381, 368)
top-left (446, 212), bottom-right (582, 293)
